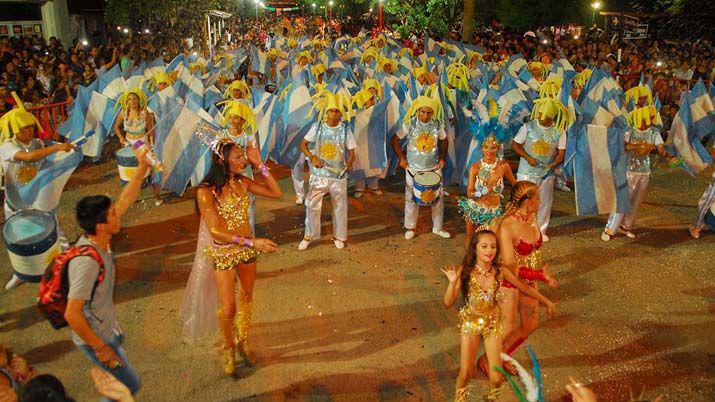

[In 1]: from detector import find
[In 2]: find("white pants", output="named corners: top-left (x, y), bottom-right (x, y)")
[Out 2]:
top-left (291, 157), bottom-right (307, 199)
top-left (304, 176), bottom-right (348, 241)
top-left (693, 172), bottom-right (715, 229)
top-left (605, 172), bottom-right (650, 233)
top-left (404, 169), bottom-right (444, 231)
top-left (517, 174), bottom-right (555, 235)
top-left (355, 177), bottom-right (379, 192)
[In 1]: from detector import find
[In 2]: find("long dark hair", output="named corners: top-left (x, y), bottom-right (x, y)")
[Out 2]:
top-left (460, 229), bottom-right (500, 300)
top-left (199, 142), bottom-right (242, 196)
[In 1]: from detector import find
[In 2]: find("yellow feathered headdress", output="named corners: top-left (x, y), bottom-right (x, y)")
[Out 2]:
top-left (0, 92), bottom-right (41, 142)
top-left (378, 57), bottom-right (398, 73)
top-left (189, 62), bottom-right (207, 75)
top-left (117, 88), bottom-right (148, 111)
top-left (627, 105), bottom-right (657, 128)
top-left (148, 71), bottom-right (176, 92)
top-left (213, 53), bottom-right (235, 70)
top-left (311, 91), bottom-right (352, 122)
top-left (625, 85), bottom-right (653, 108)
top-left (361, 47), bottom-right (379, 65)
top-left (527, 61), bottom-right (548, 79)
top-left (446, 62), bottom-right (470, 92)
top-left (538, 75), bottom-right (562, 99)
top-left (352, 79), bottom-right (383, 109)
top-left (404, 95), bottom-right (443, 125)
top-left (311, 63), bottom-right (327, 78)
top-left (572, 69), bottom-right (592, 89)
top-left (531, 98), bottom-right (572, 133)
top-left (268, 48), bottom-right (287, 60)
top-left (221, 100), bottom-right (256, 133)
top-left (223, 80), bottom-right (252, 100)
top-left (295, 50), bottom-right (314, 64)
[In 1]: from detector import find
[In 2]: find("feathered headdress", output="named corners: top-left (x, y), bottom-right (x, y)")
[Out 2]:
top-left (531, 97), bottom-right (572, 132)
top-left (311, 90), bottom-right (352, 122)
top-left (470, 97), bottom-right (510, 148)
top-left (193, 122), bottom-right (243, 160)
top-left (223, 80), bottom-right (251, 100)
top-left (311, 63), bottom-right (327, 79)
top-left (446, 62), bottom-right (470, 92)
top-left (538, 75), bottom-right (562, 99)
top-left (117, 88), bottom-right (148, 111)
top-left (404, 95), bottom-right (443, 125)
top-left (0, 92), bottom-right (41, 143)
top-left (220, 100), bottom-right (256, 133)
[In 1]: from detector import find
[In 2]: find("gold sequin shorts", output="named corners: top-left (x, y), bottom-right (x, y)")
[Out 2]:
top-left (204, 244), bottom-right (259, 271)
top-left (458, 310), bottom-right (503, 338)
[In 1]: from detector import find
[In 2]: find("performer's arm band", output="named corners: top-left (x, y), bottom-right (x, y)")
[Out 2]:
top-left (517, 267), bottom-right (548, 283)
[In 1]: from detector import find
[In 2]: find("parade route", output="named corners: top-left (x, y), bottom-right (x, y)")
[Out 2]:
top-left (1, 160), bottom-right (714, 402)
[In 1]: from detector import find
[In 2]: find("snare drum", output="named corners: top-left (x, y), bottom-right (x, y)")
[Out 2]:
top-left (412, 171), bottom-right (442, 206)
top-left (2, 209), bottom-right (61, 282)
top-left (115, 147), bottom-right (149, 185)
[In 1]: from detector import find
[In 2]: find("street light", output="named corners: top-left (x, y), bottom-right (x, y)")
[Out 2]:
top-left (329, 0), bottom-right (334, 23)
top-left (591, 1), bottom-right (602, 26)
top-left (123, 28), bottom-right (129, 34)
top-left (254, 0), bottom-right (259, 20)
top-left (312, 2), bottom-right (316, 15)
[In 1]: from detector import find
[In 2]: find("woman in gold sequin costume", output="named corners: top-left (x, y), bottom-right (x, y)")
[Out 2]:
top-left (442, 230), bottom-right (557, 401)
top-left (478, 181), bottom-right (557, 376)
top-left (184, 140), bottom-right (281, 377)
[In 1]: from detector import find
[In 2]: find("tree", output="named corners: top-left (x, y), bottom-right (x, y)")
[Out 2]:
top-left (462, 0), bottom-right (473, 42)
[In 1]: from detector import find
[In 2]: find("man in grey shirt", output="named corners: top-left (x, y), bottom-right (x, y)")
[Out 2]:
top-left (64, 148), bottom-right (150, 396)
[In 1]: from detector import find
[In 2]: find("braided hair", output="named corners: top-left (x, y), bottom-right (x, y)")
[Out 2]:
top-left (503, 180), bottom-right (539, 218)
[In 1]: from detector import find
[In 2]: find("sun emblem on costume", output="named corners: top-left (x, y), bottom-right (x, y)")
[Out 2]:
top-left (532, 139), bottom-right (553, 157)
top-left (421, 189), bottom-right (437, 203)
top-left (415, 132), bottom-right (436, 153)
top-left (17, 165), bottom-right (39, 185)
top-left (320, 142), bottom-right (339, 160)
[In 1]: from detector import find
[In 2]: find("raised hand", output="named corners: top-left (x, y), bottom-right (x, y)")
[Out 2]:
top-left (440, 264), bottom-right (462, 283)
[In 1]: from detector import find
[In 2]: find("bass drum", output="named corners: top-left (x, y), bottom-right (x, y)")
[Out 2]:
top-left (3, 209), bottom-right (61, 282)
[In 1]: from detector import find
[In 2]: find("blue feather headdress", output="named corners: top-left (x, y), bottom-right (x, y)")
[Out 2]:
top-left (469, 97), bottom-right (510, 148)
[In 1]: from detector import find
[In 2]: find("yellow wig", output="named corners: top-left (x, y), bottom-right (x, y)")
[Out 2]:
top-left (361, 47), bottom-right (379, 65)
top-left (625, 85), bottom-right (654, 107)
top-left (573, 68), bottom-right (592, 88)
top-left (223, 80), bottom-right (252, 100)
top-left (0, 92), bottom-right (41, 142)
top-left (538, 75), bottom-right (562, 99)
top-left (627, 105), bottom-right (657, 128)
top-left (148, 71), bottom-right (176, 92)
top-left (530, 98), bottom-right (572, 132)
top-left (311, 63), bottom-right (327, 78)
top-left (378, 57), bottom-right (398, 73)
top-left (352, 79), bottom-right (382, 109)
top-left (221, 100), bottom-right (256, 133)
top-left (311, 91), bottom-right (352, 122)
top-left (527, 61), bottom-right (548, 79)
top-left (404, 95), bottom-right (443, 125)
top-left (446, 62), bottom-right (470, 92)
top-left (295, 50), bottom-right (314, 64)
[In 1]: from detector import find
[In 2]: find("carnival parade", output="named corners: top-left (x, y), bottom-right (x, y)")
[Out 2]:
top-left (0, 1), bottom-right (714, 401)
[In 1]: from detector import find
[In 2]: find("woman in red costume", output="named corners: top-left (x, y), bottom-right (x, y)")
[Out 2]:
top-left (478, 180), bottom-right (558, 374)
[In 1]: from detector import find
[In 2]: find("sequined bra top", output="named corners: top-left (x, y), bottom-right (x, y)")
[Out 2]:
top-left (515, 234), bottom-right (543, 284)
top-left (472, 160), bottom-right (504, 198)
top-left (465, 269), bottom-right (502, 314)
top-left (214, 188), bottom-right (251, 233)
top-left (123, 110), bottom-right (147, 136)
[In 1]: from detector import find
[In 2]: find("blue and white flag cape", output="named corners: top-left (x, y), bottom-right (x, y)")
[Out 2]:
top-left (13, 149), bottom-right (83, 212)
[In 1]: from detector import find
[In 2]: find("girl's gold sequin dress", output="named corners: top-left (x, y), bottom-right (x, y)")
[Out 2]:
top-left (458, 270), bottom-right (503, 338)
top-left (204, 189), bottom-right (259, 270)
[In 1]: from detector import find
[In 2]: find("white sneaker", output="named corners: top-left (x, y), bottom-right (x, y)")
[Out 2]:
top-left (601, 232), bottom-right (611, 242)
top-left (373, 189), bottom-right (383, 196)
top-left (404, 230), bottom-right (415, 240)
top-left (333, 239), bottom-right (345, 249)
top-left (155, 198), bottom-right (164, 206)
top-left (542, 234), bottom-right (550, 242)
top-left (295, 197), bottom-right (304, 205)
top-left (298, 239), bottom-right (311, 250)
top-left (4, 274), bottom-right (25, 290)
top-left (354, 191), bottom-right (363, 199)
top-left (555, 182), bottom-right (571, 192)
top-left (432, 229), bottom-right (451, 239)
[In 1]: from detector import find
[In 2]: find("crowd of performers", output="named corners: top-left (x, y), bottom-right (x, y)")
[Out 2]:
top-left (1, 29), bottom-right (714, 402)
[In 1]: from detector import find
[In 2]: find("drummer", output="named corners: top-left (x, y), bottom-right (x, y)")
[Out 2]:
top-left (297, 90), bottom-right (356, 251)
top-left (391, 95), bottom-right (451, 240)
top-left (113, 88), bottom-right (163, 206)
top-left (0, 93), bottom-right (75, 290)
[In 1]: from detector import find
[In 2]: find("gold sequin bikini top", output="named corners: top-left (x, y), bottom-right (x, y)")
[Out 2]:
top-left (466, 270), bottom-right (502, 313)
top-left (214, 184), bottom-right (251, 232)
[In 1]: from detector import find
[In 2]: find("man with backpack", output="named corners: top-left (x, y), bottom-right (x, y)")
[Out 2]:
top-left (62, 148), bottom-right (150, 396)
